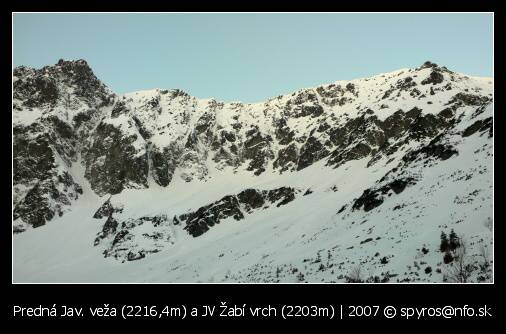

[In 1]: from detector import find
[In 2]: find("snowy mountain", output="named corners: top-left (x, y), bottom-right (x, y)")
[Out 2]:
top-left (12, 59), bottom-right (493, 283)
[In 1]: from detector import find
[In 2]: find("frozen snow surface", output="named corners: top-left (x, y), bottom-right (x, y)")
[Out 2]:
top-left (13, 60), bottom-right (493, 283)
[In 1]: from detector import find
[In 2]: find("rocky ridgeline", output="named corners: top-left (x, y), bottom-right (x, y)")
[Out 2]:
top-left (92, 187), bottom-right (298, 261)
top-left (178, 187), bottom-right (299, 237)
top-left (13, 59), bottom-right (493, 234)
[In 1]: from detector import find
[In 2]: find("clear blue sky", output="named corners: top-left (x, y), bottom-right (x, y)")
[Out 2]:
top-left (13, 13), bottom-right (493, 103)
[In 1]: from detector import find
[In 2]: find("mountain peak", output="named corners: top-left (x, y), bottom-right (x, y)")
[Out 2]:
top-left (420, 60), bottom-right (439, 69)
top-left (417, 60), bottom-right (452, 73)
top-left (13, 58), bottom-right (112, 110)
top-left (56, 58), bottom-right (90, 68)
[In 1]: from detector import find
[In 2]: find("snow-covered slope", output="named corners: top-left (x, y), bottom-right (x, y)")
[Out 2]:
top-left (12, 60), bottom-right (493, 283)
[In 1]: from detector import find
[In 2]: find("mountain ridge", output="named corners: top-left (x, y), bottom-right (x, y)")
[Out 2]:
top-left (12, 59), bottom-right (493, 283)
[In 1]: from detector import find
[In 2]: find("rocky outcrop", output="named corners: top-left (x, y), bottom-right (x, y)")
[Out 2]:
top-left (449, 93), bottom-right (491, 107)
top-left (462, 117), bottom-right (493, 138)
top-left (421, 69), bottom-right (444, 85)
top-left (93, 197), bottom-right (123, 219)
top-left (273, 143), bottom-right (298, 172)
top-left (402, 137), bottom-right (458, 164)
top-left (84, 121), bottom-right (149, 195)
top-left (12, 125), bottom-right (82, 230)
top-left (13, 176), bottom-right (82, 230)
top-left (94, 214), bottom-right (173, 262)
top-left (180, 187), bottom-right (299, 237)
top-left (352, 177), bottom-right (416, 212)
top-left (297, 137), bottom-right (329, 170)
top-left (242, 127), bottom-right (275, 175)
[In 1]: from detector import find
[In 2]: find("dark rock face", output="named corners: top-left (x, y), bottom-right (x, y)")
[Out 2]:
top-left (93, 198), bottom-right (123, 219)
top-left (352, 105), bottom-right (460, 168)
top-left (316, 84), bottom-right (344, 98)
top-left (449, 93), bottom-right (491, 107)
top-left (376, 109), bottom-right (420, 139)
top-left (13, 128), bottom-right (55, 184)
top-left (150, 148), bottom-right (170, 186)
top-left (84, 122), bottom-right (148, 195)
top-left (184, 195), bottom-right (244, 237)
top-left (438, 107), bottom-right (455, 119)
top-left (421, 70), bottom-right (444, 85)
top-left (13, 168), bottom-right (82, 230)
top-left (316, 83), bottom-right (355, 106)
top-left (13, 71), bottom-right (59, 107)
top-left (150, 145), bottom-right (179, 187)
top-left (181, 187), bottom-right (299, 237)
top-left (265, 187), bottom-right (297, 207)
top-left (319, 103), bottom-right (459, 169)
top-left (47, 115), bottom-right (75, 140)
top-left (111, 100), bottom-right (129, 118)
top-left (274, 143), bottom-right (298, 172)
top-left (194, 111), bottom-right (216, 137)
top-left (274, 118), bottom-right (295, 145)
top-left (100, 215), bottom-right (119, 238)
top-left (298, 104), bottom-right (324, 118)
top-left (237, 189), bottom-right (266, 212)
top-left (353, 188), bottom-right (385, 212)
top-left (397, 77), bottom-right (417, 90)
top-left (352, 177), bottom-right (416, 212)
top-left (402, 137), bottom-right (458, 164)
top-left (285, 91), bottom-right (325, 118)
top-left (73, 110), bottom-right (93, 128)
top-left (243, 128), bottom-right (274, 175)
top-left (297, 137), bottom-right (329, 170)
top-left (462, 117), bottom-right (493, 138)
top-left (383, 77), bottom-right (418, 99)
top-left (407, 114), bottom-right (444, 139)
top-left (328, 143), bottom-right (372, 168)
top-left (93, 214), bottom-right (119, 246)
top-left (13, 124), bottom-right (82, 229)
top-left (57, 59), bottom-right (110, 102)
top-left (14, 182), bottom-right (56, 228)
